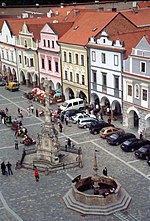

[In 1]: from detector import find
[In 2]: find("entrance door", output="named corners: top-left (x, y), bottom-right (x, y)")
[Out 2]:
top-left (134, 111), bottom-right (139, 127)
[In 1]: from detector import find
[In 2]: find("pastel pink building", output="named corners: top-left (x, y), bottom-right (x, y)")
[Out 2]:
top-left (38, 22), bottom-right (73, 90)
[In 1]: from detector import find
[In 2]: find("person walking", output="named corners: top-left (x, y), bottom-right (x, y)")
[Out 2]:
top-left (103, 167), bottom-right (107, 176)
top-left (6, 161), bottom-right (13, 175)
top-left (1, 161), bottom-right (6, 175)
top-left (34, 166), bottom-right (39, 182)
top-left (36, 108), bottom-right (39, 117)
top-left (30, 104), bottom-right (34, 114)
top-left (58, 122), bottom-right (63, 133)
top-left (139, 131), bottom-right (143, 139)
top-left (67, 138), bottom-right (72, 149)
top-left (14, 137), bottom-right (19, 149)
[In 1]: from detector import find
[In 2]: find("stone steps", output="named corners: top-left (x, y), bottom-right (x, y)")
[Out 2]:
top-left (63, 188), bottom-right (131, 216)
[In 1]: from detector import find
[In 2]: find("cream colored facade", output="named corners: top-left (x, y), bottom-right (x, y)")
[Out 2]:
top-left (60, 43), bottom-right (89, 101)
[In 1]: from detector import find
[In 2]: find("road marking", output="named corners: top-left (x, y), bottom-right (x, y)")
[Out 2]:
top-left (127, 159), bottom-right (140, 164)
top-left (92, 141), bottom-right (150, 180)
top-left (66, 172), bottom-right (74, 180)
top-left (79, 138), bottom-right (100, 144)
top-left (0, 191), bottom-right (24, 221)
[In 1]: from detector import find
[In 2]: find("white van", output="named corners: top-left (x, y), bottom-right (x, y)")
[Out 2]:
top-left (60, 98), bottom-right (84, 112)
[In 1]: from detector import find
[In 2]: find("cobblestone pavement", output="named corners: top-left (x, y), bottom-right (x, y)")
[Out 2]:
top-left (0, 86), bottom-right (149, 221)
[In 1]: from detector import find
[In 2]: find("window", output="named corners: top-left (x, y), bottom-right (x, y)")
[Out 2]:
top-left (48, 60), bottom-right (51, 71)
top-left (7, 51), bottom-right (9, 60)
top-left (76, 73), bottom-right (79, 83)
top-left (70, 72), bottom-right (73, 81)
top-left (69, 52), bottom-right (72, 63)
top-left (82, 75), bottom-right (85, 85)
top-left (65, 71), bottom-right (67, 80)
top-left (135, 84), bottom-right (139, 98)
top-left (2, 50), bottom-right (4, 59)
top-left (93, 71), bottom-right (97, 83)
top-left (42, 58), bottom-right (45, 69)
top-left (114, 55), bottom-right (118, 66)
top-left (48, 40), bottom-right (50, 47)
top-left (140, 62), bottom-right (146, 73)
top-left (101, 53), bottom-right (106, 64)
top-left (92, 51), bottom-right (96, 62)
top-left (24, 40), bottom-right (27, 47)
top-left (43, 39), bottom-right (46, 47)
top-left (75, 54), bottom-right (78, 65)
top-left (142, 89), bottom-right (147, 101)
top-left (55, 61), bottom-right (58, 72)
top-left (30, 58), bottom-right (34, 67)
top-left (102, 73), bottom-right (107, 86)
top-left (52, 41), bottom-right (54, 48)
top-left (64, 52), bottom-right (67, 62)
top-left (81, 55), bottom-right (84, 66)
top-left (19, 55), bottom-right (21, 63)
top-left (24, 56), bottom-right (27, 65)
top-left (114, 76), bottom-right (119, 89)
top-left (128, 85), bottom-right (132, 96)
top-left (11, 52), bottom-right (13, 62)
top-left (79, 100), bottom-right (83, 104)
top-left (73, 102), bottom-right (78, 106)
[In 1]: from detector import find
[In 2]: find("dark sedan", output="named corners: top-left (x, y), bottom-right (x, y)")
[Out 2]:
top-left (65, 109), bottom-right (85, 118)
top-left (120, 138), bottom-right (150, 152)
top-left (106, 132), bottom-right (136, 145)
top-left (0, 77), bottom-right (6, 86)
top-left (135, 145), bottom-right (150, 159)
top-left (89, 121), bottom-right (114, 135)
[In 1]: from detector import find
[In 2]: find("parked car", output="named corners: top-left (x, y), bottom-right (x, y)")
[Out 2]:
top-left (71, 113), bottom-right (96, 124)
top-left (89, 121), bottom-right (114, 135)
top-left (135, 145), bottom-right (150, 159)
top-left (65, 109), bottom-right (85, 119)
top-left (99, 127), bottom-right (124, 139)
top-left (106, 132), bottom-right (136, 145)
top-left (0, 76), bottom-right (6, 86)
top-left (120, 138), bottom-right (150, 152)
top-left (5, 82), bottom-right (19, 91)
top-left (78, 117), bottom-right (99, 128)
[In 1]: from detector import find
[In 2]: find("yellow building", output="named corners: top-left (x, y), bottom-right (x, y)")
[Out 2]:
top-left (59, 11), bottom-right (117, 102)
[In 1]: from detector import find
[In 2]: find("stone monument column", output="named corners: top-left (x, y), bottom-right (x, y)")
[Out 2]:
top-left (36, 77), bottom-right (60, 164)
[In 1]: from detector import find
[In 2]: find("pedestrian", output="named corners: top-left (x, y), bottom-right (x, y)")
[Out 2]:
top-left (1, 161), bottom-right (6, 175)
top-left (67, 138), bottom-right (71, 148)
top-left (60, 113), bottom-right (64, 124)
top-left (65, 116), bottom-right (68, 126)
top-left (5, 107), bottom-right (8, 115)
top-left (58, 122), bottom-right (63, 132)
top-left (6, 161), bottom-right (13, 175)
top-left (108, 117), bottom-right (111, 124)
top-left (14, 137), bottom-right (19, 149)
top-left (30, 104), bottom-right (34, 114)
top-left (36, 108), bottom-right (39, 117)
top-left (103, 167), bottom-right (107, 176)
top-left (65, 137), bottom-right (68, 151)
top-left (20, 109), bottom-right (23, 118)
top-left (140, 131), bottom-right (143, 139)
top-left (18, 108), bottom-right (20, 115)
top-left (34, 166), bottom-right (39, 182)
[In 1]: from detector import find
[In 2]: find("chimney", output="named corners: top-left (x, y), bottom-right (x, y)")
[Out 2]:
top-left (74, 9), bottom-right (79, 17)
top-left (133, 2), bottom-right (138, 13)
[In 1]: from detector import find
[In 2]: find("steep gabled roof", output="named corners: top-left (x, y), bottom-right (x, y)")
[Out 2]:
top-left (109, 29), bottom-right (150, 58)
top-left (121, 8), bottom-right (150, 27)
top-left (48, 22), bottom-right (74, 38)
top-left (59, 11), bottom-right (118, 46)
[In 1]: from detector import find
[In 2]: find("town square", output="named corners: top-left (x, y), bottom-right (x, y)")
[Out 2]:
top-left (0, 1), bottom-right (150, 221)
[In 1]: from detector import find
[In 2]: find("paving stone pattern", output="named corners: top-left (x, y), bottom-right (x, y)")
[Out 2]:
top-left (0, 86), bottom-right (149, 221)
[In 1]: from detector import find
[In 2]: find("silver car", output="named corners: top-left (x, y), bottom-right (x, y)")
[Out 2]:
top-left (78, 117), bottom-right (99, 128)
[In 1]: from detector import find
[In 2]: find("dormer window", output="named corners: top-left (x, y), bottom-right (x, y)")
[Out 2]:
top-left (103, 39), bottom-right (105, 43)
top-left (43, 39), bottom-right (46, 47)
top-left (74, 26), bottom-right (79, 30)
top-left (24, 40), bottom-right (27, 47)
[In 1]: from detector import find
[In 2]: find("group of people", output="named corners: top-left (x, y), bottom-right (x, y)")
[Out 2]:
top-left (0, 108), bottom-right (9, 124)
top-left (1, 161), bottom-right (13, 175)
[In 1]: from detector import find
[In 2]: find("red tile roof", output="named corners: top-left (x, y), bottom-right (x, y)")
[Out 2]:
top-left (59, 11), bottom-right (118, 46)
top-left (109, 29), bottom-right (150, 58)
top-left (121, 8), bottom-right (150, 27)
top-left (48, 22), bottom-right (74, 38)
top-left (137, 2), bottom-right (150, 8)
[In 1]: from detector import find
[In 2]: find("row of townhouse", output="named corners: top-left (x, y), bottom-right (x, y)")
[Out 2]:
top-left (1, 7), bottom-right (150, 132)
